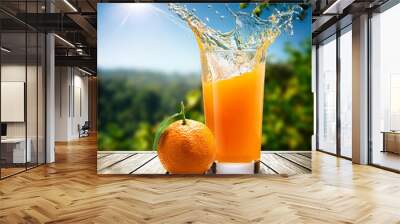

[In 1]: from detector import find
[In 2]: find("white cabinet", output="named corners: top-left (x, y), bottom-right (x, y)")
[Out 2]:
top-left (1, 138), bottom-right (32, 163)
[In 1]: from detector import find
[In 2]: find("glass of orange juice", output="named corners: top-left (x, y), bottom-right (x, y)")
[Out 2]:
top-left (201, 49), bottom-right (266, 174)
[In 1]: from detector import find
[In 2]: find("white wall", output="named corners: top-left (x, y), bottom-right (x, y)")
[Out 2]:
top-left (55, 67), bottom-right (89, 141)
top-left (72, 72), bottom-right (89, 138)
top-left (55, 67), bottom-right (69, 141)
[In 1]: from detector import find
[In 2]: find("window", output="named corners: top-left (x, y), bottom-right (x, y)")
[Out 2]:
top-left (370, 3), bottom-right (400, 171)
top-left (339, 27), bottom-right (352, 158)
top-left (317, 35), bottom-right (337, 154)
top-left (0, 1), bottom-right (46, 179)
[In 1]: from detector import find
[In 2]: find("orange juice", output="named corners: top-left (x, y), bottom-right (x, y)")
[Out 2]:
top-left (202, 63), bottom-right (265, 163)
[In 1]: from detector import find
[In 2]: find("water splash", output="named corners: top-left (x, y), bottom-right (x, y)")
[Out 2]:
top-left (168, 3), bottom-right (302, 52)
top-left (168, 3), bottom-right (302, 81)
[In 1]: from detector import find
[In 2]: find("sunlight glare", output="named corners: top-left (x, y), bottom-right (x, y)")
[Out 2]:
top-left (123, 3), bottom-right (152, 14)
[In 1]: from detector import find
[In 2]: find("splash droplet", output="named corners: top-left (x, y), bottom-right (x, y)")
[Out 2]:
top-left (215, 10), bottom-right (219, 14)
top-left (168, 3), bottom-right (302, 51)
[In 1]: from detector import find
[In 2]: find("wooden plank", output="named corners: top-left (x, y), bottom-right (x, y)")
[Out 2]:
top-left (277, 153), bottom-right (312, 170)
top-left (98, 151), bottom-right (155, 154)
top-left (258, 162), bottom-right (277, 174)
top-left (261, 154), bottom-right (310, 175)
top-left (99, 153), bottom-right (155, 174)
top-left (97, 154), bottom-right (133, 171)
top-left (97, 152), bottom-right (310, 175)
top-left (97, 153), bottom-right (110, 159)
top-left (131, 155), bottom-right (166, 174)
top-left (299, 152), bottom-right (312, 158)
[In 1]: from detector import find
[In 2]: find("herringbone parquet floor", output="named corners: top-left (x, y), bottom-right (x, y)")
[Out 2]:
top-left (1, 135), bottom-right (400, 223)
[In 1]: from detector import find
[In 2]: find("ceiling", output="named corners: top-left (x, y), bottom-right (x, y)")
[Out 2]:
top-left (1, 0), bottom-right (99, 74)
top-left (312, 0), bottom-right (390, 43)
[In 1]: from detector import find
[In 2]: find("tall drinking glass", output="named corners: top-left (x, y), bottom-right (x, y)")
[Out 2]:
top-left (200, 49), bottom-right (266, 174)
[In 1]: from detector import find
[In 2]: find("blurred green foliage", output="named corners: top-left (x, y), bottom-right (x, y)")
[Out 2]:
top-left (98, 38), bottom-right (312, 151)
top-left (263, 39), bottom-right (312, 150)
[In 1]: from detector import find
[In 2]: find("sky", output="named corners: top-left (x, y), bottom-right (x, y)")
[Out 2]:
top-left (98, 3), bottom-right (311, 74)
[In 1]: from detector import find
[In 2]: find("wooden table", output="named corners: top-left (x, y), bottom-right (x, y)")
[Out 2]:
top-left (97, 151), bottom-right (311, 176)
top-left (382, 131), bottom-right (400, 154)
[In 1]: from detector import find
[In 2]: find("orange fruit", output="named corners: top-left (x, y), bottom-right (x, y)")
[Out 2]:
top-left (157, 119), bottom-right (216, 174)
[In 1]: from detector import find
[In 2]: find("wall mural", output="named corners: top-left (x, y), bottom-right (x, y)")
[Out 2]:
top-left (97, 3), bottom-right (312, 175)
